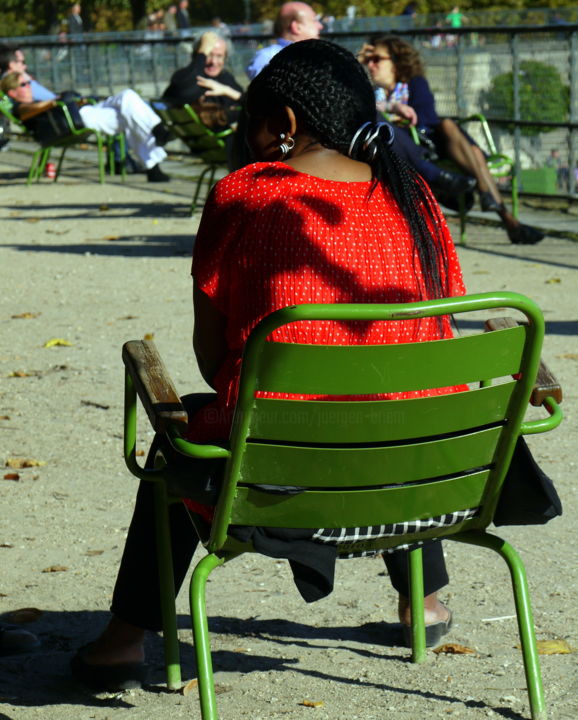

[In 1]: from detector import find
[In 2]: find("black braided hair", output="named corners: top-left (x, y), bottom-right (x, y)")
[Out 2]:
top-left (247, 39), bottom-right (451, 302)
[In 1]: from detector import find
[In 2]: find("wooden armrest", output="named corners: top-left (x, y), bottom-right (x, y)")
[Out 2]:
top-left (484, 317), bottom-right (563, 406)
top-left (122, 340), bottom-right (188, 433)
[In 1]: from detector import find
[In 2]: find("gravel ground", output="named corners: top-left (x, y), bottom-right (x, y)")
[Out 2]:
top-left (1, 147), bottom-right (577, 720)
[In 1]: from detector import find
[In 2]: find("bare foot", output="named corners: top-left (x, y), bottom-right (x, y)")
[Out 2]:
top-left (398, 592), bottom-right (451, 626)
top-left (79, 616), bottom-right (145, 666)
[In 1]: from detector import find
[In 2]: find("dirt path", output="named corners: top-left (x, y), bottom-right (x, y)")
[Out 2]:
top-left (1, 154), bottom-right (576, 720)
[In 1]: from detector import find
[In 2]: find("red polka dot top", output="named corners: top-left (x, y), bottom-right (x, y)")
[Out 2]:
top-left (189, 161), bottom-right (466, 442)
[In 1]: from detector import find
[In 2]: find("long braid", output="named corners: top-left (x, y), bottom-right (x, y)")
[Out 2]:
top-left (247, 39), bottom-right (450, 301)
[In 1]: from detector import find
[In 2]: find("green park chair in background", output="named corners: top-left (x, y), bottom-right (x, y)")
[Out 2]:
top-left (0, 93), bottom-right (124, 185)
top-left (152, 102), bottom-right (233, 216)
top-left (410, 114), bottom-right (518, 245)
top-left (122, 292), bottom-right (562, 720)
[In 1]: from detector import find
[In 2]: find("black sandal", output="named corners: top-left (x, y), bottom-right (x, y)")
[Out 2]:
top-left (507, 224), bottom-right (545, 245)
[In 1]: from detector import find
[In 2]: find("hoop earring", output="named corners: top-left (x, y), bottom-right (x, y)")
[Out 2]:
top-left (279, 136), bottom-right (295, 160)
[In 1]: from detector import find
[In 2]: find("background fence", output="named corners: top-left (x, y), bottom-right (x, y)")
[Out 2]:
top-left (10, 20), bottom-right (578, 199)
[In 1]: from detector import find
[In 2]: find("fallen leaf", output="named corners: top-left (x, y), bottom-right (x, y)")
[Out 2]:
top-left (556, 353), bottom-right (578, 360)
top-left (0, 415), bottom-right (11, 420)
top-left (41, 565), bottom-right (68, 573)
top-left (43, 338), bottom-right (73, 348)
top-left (536, 639), bottom-right (573, 655)
top-left (300, 700), bottom-right (325, 708)
top-left (6, 458), bottom-right (46, 469)
top-left (118, 315), bottom-right (138, 320)
top-left (181, 678), bottom-right (198, 696)
top-left (85, 549), bottom-right (104, 556)
top-left (104, 235), bottom-right (120, 241)
top-left (433, 643), bottom-right (476, 655)
top-left (9, 370), bottom-right (31, 377)
top-left (99, 204), bottom-right (109, 211)
top-left (11, 312), bottom-right (41, 319)
top-left (3, 473), bottom-right (20, 481)
top-left (0, 543), bottom-right (14, 548)
top-left (143, 332), bottom-right (155, 340)
top-left (545, 278), bottom-right (561, 284)
top-left (25, 217), bottom-right (40, 223)
top-left (5, 607), bottom-right (43, 623)
top-left (135, 449), bottom-right (145, 457)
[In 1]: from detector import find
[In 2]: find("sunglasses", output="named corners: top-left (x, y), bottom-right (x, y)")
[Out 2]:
top-left (19, 80), bottom-right (31, 87)
top-left (365, 54), bottom-right (392, 64)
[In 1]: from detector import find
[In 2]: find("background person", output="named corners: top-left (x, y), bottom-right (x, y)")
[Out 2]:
top-left (161, 31), bottom-right (242, 123)
top-left (246, 1), bottom-right (323, 79)
top-left (361, 35), bottom-right (544, 245)
top-left (0, 44), bottom-right (56, 102)
top-left (1, 71), bottom-right (170, 182)
top-left (70, 39), bottom-right (463, 692)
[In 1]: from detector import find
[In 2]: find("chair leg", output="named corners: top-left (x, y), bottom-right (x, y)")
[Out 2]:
top-left (408, 546), bottom-right (427, 663)
top-left (54, 148), bottom-right (67, 182)
top-left (37, 148), bottom-right (51, 182)
top-left (458, 193), bottom-right (467, 246)
top-left (511, 173), bottom-right (519, 219)
top-left (190, 553), bottom-right (226, 720)
top-left (191, 166), bottom-right (212, 215)
top-left (27, 148), bottom-right (44, 185)
top-left (153, 481), bottom-right (182, 691)
top-left (95, 133), bottom-right (105, 184)
top-left (454, 532), bottom-right (547, 720)
top-left (118, 133), bottom-right (126, 182)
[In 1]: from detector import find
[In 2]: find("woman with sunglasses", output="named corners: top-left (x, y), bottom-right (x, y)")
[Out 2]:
top-left (360, 35), bottom-right (544, 245)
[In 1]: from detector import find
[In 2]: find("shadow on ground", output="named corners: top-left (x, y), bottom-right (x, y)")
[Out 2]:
top-left (0, 610), bottom-right (525, 718)
top-left (4, 235), bottom-right (196, 258)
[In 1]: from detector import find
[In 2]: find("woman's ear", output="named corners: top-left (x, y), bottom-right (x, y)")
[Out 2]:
top-left (283, 106), bottom-right (298, 137)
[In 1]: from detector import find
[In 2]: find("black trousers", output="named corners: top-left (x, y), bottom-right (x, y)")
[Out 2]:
top-left (111, 397), bottom-right (449, 632)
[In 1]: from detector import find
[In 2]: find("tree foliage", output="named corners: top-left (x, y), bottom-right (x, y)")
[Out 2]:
top-left (2, 0), bottom-right (578, 36)
top-left (484, 60), bottom-right (569, 135)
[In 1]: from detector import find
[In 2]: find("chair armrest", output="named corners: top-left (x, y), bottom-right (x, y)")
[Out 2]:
top-left (484, 317), bottom-right (563, 405)
top-left (122, 339), bottom-right (188, 433)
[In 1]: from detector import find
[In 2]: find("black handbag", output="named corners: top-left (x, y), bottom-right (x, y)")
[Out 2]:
top-left (493, 437), bottom-right (562, 526)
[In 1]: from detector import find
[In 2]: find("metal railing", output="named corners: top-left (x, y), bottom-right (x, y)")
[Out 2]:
top-left (10, 21), bottom-right (578, 198)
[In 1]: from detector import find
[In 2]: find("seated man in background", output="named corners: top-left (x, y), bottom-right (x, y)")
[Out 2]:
top-left (246, 1), bottom-right (322, 80)
top-left (161, 31), bottom-right (242, 129)
top-left (0, 44), bottom-right (56, 102)
top-left (1, 71), bottom-right (171, 182)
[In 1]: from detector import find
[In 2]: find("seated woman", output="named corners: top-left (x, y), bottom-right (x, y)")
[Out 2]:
top-left (71, 39), bottom-right (465, 691)
top-left (360, 35), bottom-right (544, 245)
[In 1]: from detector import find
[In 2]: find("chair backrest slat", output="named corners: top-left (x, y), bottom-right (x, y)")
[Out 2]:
top-left (239, 425), bottom-right (501, 489)
top-left (254, 326), bottom-right (526, 395)
top-left (249, 381), bottom-right (516, 443)
top-left (230, 469), bottom-right (490, 528)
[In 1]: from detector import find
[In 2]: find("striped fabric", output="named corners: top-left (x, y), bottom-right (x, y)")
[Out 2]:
top-left (312, 508), bottom-right (478, 558)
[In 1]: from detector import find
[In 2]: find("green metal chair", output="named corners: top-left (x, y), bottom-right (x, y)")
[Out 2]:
top-left (409, 114), bottom-right (518, 245)
top-left (0, 94), bottom-right (123, 185)
top-left (152, 102), bottom-right (233, 214)
top-left (122, 291), bottom-right (562, 720)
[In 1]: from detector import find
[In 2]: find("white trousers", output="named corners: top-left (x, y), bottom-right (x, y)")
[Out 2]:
top-left (78, 89), bottom-right (166, 170)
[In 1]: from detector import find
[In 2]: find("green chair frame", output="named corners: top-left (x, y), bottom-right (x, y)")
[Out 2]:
top-left (122, 292), bottom-right (562, 720)
top-left (152, 102), bottom-right (233, 215)
top-left (410, 114), bottom-right (519, 245)
top-left (0, 94), bottom-right (125, 185)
